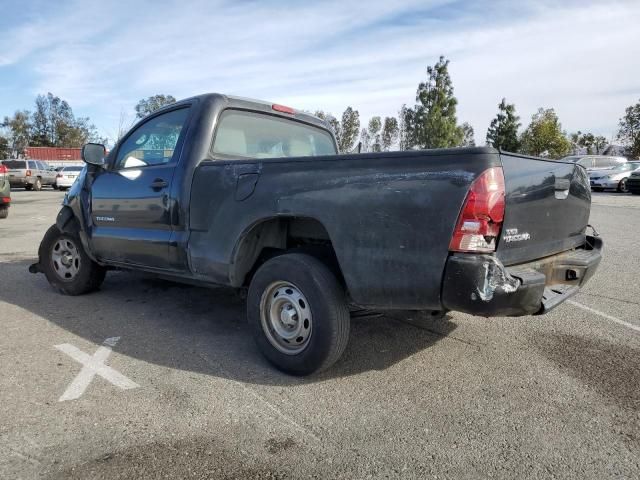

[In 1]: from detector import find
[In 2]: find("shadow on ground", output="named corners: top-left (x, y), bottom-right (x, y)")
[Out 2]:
top-left (0, 259), bottom-right (456, 386)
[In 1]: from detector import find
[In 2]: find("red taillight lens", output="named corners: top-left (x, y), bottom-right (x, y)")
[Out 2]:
top-left (449, 167), bottom-right (505, 253)
top-left (26, 169), bottom-right (32, 177)
top-left (0, 165), bottom-right (7, 174)
top-left (272, 104), bottom-right (295, 114)
top-left (1, 197), bottom-right (10, 203)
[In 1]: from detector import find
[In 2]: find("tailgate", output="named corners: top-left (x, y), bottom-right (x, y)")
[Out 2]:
top-left (497, 154), bottom-right (591, 266)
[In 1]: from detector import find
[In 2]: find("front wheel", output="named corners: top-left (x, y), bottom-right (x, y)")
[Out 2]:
top-left (617, 178), bottom-right (629, 193)
top-left (38, 225), bottom-right (106, 295)
top-left (33, 178), bottom-right (42, 191)
top-left (247, 253), bottom-right (350, 375)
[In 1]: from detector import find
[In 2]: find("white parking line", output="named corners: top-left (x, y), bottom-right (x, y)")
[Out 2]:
top-left (568, 299), bottom-right (640, 333)
top-left (55, 336), bottom-right (139, 401)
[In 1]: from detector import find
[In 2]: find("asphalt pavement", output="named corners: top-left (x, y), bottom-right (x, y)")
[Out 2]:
top-left (0, 188), bottom-right (638, 479)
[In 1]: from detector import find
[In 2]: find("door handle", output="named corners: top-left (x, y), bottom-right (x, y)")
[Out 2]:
top-left (150, 179), bottom-right (168, 190)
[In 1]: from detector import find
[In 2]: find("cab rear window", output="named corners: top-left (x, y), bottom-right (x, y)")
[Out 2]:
top-left (212, 110), bottom-right (336, 159)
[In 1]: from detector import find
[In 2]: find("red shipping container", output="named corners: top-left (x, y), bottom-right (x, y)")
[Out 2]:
top-left (25, 147), bottom-right (82, 161)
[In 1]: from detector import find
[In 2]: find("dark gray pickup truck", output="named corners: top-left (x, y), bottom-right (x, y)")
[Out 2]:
top-left (31, 93), bottom-right (603, 374)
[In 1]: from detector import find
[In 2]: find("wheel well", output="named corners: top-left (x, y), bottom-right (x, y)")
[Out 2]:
top-left (231, 217), bottom-right (345, 288)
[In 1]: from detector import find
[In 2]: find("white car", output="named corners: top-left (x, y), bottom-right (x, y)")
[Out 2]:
top-left (589, 161), bottom-right (640, 192)
top-left (54, 166), bottom-right (84, 190)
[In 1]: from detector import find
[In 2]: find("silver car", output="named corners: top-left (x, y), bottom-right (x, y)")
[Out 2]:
top-left (589, 161), bottom-right (640, 192)
top-left (4, 159), bottom-right (57, 190)
top-left (563, 155), bottom-right (627, 173)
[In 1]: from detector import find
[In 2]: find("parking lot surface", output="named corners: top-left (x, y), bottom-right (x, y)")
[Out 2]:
top-left (1, 189), bottom-right (639, 479)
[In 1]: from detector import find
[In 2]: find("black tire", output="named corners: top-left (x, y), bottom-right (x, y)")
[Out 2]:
top-left (0, 206), bottom-right (8, 219)
top-left (38, 224), bottom-right (106, 295)
top-left (631, 190), bottom-right (640, 195)
top-left (33, 178), bottom-right (42, 191)
top-left (247, 253), bottom-right (350, 375)
top-left (617, 178), bottom-right (629, 193)
top-left (52, 184), bottom-right (58, 190)
top-left (24, 184), bottom-right (33, 191)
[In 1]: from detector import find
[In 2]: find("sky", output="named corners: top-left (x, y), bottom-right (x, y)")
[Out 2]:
top-left (0, 0), bottom-right (639, 144)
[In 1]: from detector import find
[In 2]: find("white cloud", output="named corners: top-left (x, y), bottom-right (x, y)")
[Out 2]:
top-left (1, 0), bottom-right (638, 141)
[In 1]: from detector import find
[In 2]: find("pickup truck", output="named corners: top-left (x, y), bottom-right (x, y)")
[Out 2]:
top-left (30, 93), bottom-right (603, 375)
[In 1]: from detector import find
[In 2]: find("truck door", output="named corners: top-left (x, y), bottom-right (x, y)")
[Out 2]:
top-left (89, 107), bottom-right (191, 269)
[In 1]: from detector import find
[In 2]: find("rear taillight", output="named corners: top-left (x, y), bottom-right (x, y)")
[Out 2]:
top-left (0, 165), bottom-right (6, 179)
top-left (1, 197), bottom-right (10, 204)
top-left (449, 167), bottom-right (505, 253)
top-left (26, 169), bottom-right (32, 177)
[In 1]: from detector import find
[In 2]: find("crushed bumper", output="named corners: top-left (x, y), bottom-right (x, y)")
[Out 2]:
top-left (441, 235), bottom-right (603, 317)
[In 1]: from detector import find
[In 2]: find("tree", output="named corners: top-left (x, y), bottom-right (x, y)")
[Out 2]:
top-left (135, 94), bottom-right (176, 119)
top-left (381, 117), bottom-right (399, 151)
top-left (459, 122), bottom-right (475, 147)
top-left (486, 98), bottom-right (520, 152)
top-left (594, 135), bottom-right (607, 154)
top-left (520, 108), bottom-right (571, 158)
top-left (398, 104), bottom-right (415, 151)
top-left (0, 135), bottom-right (9, 158)
top-left (617, 99), bottom-right (640, 158)
top-left (338, 107), bottom-right (360, 153)
top-left (364, 116), bottom-right (382, 152)
top-left (359, 128), bottom-right (370, 153)
top-left (569, 130), bottom-right (582, 154)
top-left (1, 110), bottom-right (32, 156)
top-left (411, 56), bottom-right (463, 149)
top-left (27, 93), bottom-right (100, 148)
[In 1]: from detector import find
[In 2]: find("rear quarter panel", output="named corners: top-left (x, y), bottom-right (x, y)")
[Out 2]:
top-left (189, 149), bottom-right (499, 309)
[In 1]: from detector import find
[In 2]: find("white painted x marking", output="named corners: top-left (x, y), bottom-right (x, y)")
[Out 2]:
top-left (55, 336), bottom-right (139, 401)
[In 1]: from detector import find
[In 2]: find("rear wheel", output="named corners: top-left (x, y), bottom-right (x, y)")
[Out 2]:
top-left (0, 206), bottom-right (8, 219)
top-left (617, 178), bottom-right (629, 193)
top-left (247, 253), bottom-right (350, 375)
top-left (39, 225), bottom-right (106, 295)
top-left (24, 184), bottom-right (33, 191)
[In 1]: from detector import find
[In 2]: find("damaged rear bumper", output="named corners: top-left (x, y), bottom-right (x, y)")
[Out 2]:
top-left (441, 235), bottom-right (603, 317)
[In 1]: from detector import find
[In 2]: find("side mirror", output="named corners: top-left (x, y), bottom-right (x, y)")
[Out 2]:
top-left (82, 143), bottom-right (106, 166)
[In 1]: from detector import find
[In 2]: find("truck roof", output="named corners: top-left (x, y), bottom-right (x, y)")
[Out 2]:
top-left (168, 93), bottom-right (331, 131)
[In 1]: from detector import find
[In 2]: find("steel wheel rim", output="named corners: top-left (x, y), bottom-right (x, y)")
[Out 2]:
top-left (259, 281), bottom-right (312, 355)
top-left (51, 238), bottom-right (81, 281)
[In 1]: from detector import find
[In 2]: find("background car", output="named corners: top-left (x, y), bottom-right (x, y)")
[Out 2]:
top-left (3, 159), bottom-right (57, 190)
top-left (53, 165), bottom-right (84, 190)
top-left (589, 161), bottom-right (640, 192)
top-left (0, 162), bottom-right (11, 218)
top-left (563, 155), bottom-right (627, 173)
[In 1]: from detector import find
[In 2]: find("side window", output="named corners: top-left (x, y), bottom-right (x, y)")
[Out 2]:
top-left (115, 108), bottom-right (190, 169)
top-left (577, 157), bottom-right (592, 168)
top-left (595, 158), bottom-right (610, 168)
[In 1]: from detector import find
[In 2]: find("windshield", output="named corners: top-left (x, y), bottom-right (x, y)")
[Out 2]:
top-left (612, 163), bottom-right (639, 171)
top-left (212, 109), bottom-right (337, 159)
